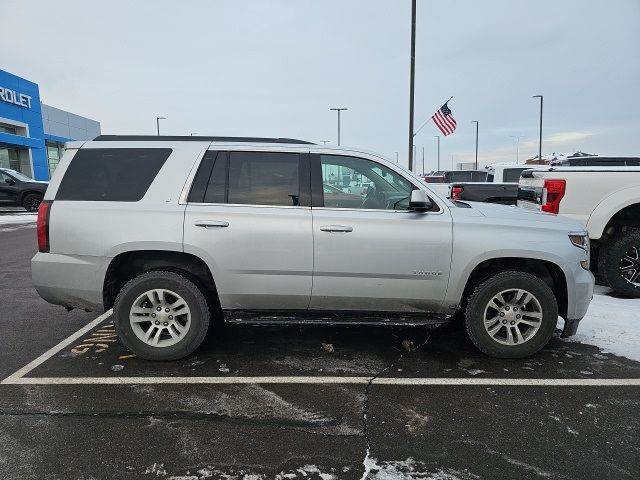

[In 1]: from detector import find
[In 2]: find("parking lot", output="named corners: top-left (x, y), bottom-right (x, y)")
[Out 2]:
top-left (0, 220), bottom-right (638, 479)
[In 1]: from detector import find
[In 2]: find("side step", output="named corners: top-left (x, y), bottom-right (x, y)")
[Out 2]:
top-left (223, 310), bottom-right (451, 327)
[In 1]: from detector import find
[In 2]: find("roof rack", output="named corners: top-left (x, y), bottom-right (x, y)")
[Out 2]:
top-left (93, 135), bottom-right (314, 145)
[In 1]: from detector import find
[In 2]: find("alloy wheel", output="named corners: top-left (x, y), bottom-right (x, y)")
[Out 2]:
top-left (129, 288), bottom-right (191, 347)
top-left (483, 288), bottom-right (543, 346)
top-left (619, 245), bottom-right (640, 287)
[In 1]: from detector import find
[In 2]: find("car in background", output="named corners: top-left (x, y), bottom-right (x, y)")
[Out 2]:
top-left (485, 164), bottom-right (532, 183)
top-left (0, 168), bottom-right (48, 212)
top-left (518, 165), bottom-right (640, 297)
top-left (323, 183), bottom-right (364, 208)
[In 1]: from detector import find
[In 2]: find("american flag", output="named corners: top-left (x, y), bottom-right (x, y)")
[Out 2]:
top-left (432, 102), bottom-right (457, 136)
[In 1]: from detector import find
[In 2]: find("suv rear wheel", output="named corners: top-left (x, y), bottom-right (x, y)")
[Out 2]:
top-left (598, 229), bottom-right (640, 298)
top-left (113, 271), bottom-right (210, 361)
top-left (464, 271), bottom-right (558, 358)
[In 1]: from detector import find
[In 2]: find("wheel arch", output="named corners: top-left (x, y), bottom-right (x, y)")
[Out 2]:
top-left (459, 257), bottom-right (568, 320)
top-left (587, 188), bottom-right (640, 240)
top-left (103, 250), bottom-right (221, 315)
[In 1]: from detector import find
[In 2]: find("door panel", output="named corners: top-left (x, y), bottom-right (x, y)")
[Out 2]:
top-left (310, 208), bottom-right (452, 312)
top-left (184, 204), bottom-right (313, 309)
top-left (183, 149), bottom-right (313, 310)
top-left (310, 153), bottom-right (453, 313)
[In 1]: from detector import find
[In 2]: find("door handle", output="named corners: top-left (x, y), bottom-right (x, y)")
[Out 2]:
top-left (195, 220), bottom-right (229, 228)
top-left (320, 225), bottom-right (353, 233)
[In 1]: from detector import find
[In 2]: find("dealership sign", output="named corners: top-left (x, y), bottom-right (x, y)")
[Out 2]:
top-left (0, 86), bottom-right (32, 109)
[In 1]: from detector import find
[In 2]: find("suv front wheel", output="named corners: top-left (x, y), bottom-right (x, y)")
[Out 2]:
top-left (464, 271), bottom-right (558, 358)
top-left (113, 271), bottom-right (210, 361)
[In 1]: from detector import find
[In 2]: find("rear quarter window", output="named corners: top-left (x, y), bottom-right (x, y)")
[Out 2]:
top-left (55, 148), bottom-right (171, 201)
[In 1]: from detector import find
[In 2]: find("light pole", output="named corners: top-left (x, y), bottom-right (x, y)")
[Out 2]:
top-left (434, 135), bottom-right (440, 171)
top-left (510, 135), bottom-right (524, 164)
top-left (329, 108), bottom-right (347, 146)
top-left (471, 120), bottom-right (479, 169)
top-left (422, 147), bottom-right (425, 175)
top-left (532, 95), bottom-right (543, 162)
top-left (156, 117), bottom-right (166, 136)
top-left (407, 0), bottom-right (417, 171)
top-left (395, 152), bottom-right (399, 163)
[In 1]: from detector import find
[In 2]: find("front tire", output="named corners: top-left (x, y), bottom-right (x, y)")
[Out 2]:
top-left (464, 271), bottom-right (558, 358)
top-left (22, 193), bottom-right (43, 212)
top-left (598, 229), bottom-right (640, 298)
top-left (113, 271), bottom-right (210, 361)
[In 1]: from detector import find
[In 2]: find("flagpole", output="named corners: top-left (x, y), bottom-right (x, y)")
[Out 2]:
top-left (408, 0), bottom-right (417, 171)
top-left (413, 96), bottom-right (454, 138)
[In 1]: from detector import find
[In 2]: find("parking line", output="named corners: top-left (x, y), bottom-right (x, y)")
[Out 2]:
top-left (1, 309), bottom-right (113, 384)
top-left (2, 309), bottom-right (639, 387)
top-left (2, 376), bottom-right (640, 386)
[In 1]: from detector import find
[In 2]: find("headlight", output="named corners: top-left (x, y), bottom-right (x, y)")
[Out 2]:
top-left (569, 232), bottom-right (589, 251)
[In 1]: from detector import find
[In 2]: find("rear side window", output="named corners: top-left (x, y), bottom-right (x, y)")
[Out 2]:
top-left (227, 152), bottom-right (300, 206)
top-left (56, 148), bottom-right (171, 201)
top-left (503, 168), bottom-right (527, 182)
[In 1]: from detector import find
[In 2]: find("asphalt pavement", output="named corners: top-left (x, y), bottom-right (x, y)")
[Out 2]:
top-left (0, 225), bottom-right (638, 479)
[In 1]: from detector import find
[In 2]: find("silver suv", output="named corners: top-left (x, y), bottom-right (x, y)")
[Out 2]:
top-left (32, 136), bottom-right (594, 360)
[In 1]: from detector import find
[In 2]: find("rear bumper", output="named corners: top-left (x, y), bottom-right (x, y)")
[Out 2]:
top-left (32, 252), bottom-right (107, 312)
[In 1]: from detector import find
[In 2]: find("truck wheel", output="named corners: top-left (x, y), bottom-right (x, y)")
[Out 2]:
top-left (598, 229), bottom-right (640, 298)
top-left (113, 270), bottom-right (210, 361)
top-left (22, 193), bottom-right (43, 212)
top-left (464, 271), bottom-right (558, 358)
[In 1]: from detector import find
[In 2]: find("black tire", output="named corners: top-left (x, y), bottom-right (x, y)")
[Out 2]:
top-left (113, 270), bottom-right (210, 361)
top-left (22, 193), bottom-right (43, 212)
top-left (464, 271), bottom-right (558, 359)
top-left (598, 229), bottom-right (640, 298)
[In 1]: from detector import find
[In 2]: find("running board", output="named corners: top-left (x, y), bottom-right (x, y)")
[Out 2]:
top-left (223, 310), bottom-right (451, 327)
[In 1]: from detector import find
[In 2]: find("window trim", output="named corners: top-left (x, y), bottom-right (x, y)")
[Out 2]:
top-left (310, 152), bottom-right (442, 214)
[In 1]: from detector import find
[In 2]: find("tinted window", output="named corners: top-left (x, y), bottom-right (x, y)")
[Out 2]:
top-left (187, 151), bottom-right (228, 203)
top-left (56, 148), bottom-right (171, 201)
top-left (503, 168), bottom-right (527, 182)
top-left (320, 155), bottom-right (415, 210)
top-left (227, 152), bottom-right (300, 206)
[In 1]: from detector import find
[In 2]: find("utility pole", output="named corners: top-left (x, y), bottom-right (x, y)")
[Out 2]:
top-left (156, 117), bottom-right (166, 136)
top-left (434, 135), bottom-right (440, 171)
top-left (532, 95), bottom-right (543, 162)
top-left (422, 147), bottom-right (425, 174)
top-left (471, 120), bottom-right (479, 169)
top-left (395, 152), bottom-right (399, 163)
top-left (408, 0), bottom-right (417, 171)
top-left (510, 135), bottom-right (524, 164)
top-left (329, 108), bottom-right (347, 145)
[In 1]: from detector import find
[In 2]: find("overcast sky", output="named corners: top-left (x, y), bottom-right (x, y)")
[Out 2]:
top-left (4, 0), bottom-right (640, 170)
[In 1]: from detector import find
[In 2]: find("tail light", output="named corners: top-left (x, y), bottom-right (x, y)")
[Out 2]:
top-left (37, 200), bottom-right (52, 253)
top-left (451, 185), bottom-right (464, 201)
top-left (541, 179), bottom-right (566, 214)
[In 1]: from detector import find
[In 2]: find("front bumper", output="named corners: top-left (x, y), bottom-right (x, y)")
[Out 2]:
top-left (560, 261), bottom-right (595, 337)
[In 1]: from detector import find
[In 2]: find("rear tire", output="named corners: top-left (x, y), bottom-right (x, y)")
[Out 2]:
top-left (598, 229), bottom-right (640, 298)
top-left (464, 271), bottom-right (558, 358)
top-left (113, 270), bottom-right (210, 361)
top-left (22, 193), bottom-right (43, 212)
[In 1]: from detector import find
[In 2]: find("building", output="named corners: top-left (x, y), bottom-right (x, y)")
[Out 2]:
top-left (0, 68), bottom-right (100, 180)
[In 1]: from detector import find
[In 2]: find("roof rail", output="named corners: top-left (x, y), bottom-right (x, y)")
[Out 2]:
top-left (93, 135), bottom-right (314, 145)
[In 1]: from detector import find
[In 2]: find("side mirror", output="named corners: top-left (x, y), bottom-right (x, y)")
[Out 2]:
top-left (4, 178), bottom-right (15, 185)
top-left (408, 189), bottom-right (433, 212)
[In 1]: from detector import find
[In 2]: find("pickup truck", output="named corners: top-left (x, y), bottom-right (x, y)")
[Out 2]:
top-left (518, 166), bottom-right (640, 297)
top-left (446, 165), bottom-right (533, 205)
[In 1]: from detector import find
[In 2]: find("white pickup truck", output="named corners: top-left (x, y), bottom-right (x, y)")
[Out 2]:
top-left (518, 166), bottom-right (640, 297)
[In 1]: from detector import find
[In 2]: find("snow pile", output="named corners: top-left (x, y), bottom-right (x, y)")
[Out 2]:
top-left (360, 457), bottom-right (478, 479)
top-left (0, 213), bottom-right (37, 226)
top-left (563, 287), bottom-right (640, 362)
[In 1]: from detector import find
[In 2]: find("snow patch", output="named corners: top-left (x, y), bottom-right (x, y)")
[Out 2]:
top-left (360, 456), bottom-right (479, 479)
top-left (0, 213), bottom-right (37, 227)
top-left (562, 288), bottom-right (640, 362)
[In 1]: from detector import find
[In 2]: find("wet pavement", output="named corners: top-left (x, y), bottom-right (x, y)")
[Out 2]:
top-left (1, 227), bottom-right (639, 479)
